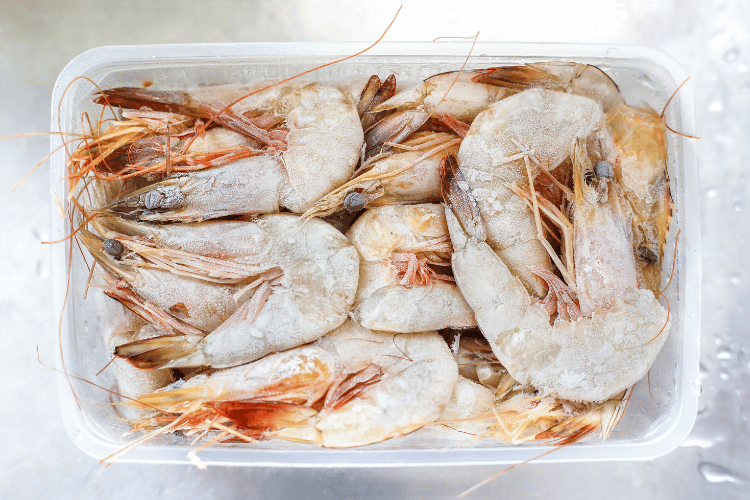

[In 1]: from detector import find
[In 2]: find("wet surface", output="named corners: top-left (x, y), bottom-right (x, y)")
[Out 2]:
top-left (1, 0), bottom-right (749, 498)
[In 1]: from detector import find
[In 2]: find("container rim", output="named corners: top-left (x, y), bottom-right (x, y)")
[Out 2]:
top-left (50, 41), bottom-right (700, 467)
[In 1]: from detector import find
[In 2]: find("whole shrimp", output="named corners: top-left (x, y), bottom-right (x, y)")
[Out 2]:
top-left (88, 214), bottom-right (359, 369)
top-left (442, 150), bottom-right (670, 403)
top-left (119, 320), bottom-right (458, 451)
top-left (347, 204), bottom-right (476, 333)
top-left (100, 299), bottom-right (174, 419)
top-left (474, 62), bottom-right (672, 292)
top-left (99, 81), bottom-right (363, 221)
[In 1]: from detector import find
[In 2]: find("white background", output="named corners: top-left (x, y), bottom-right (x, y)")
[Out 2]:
top-left (1, 0), bottom-right (748, 498)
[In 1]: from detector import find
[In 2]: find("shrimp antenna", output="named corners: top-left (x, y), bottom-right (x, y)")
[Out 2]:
top-left (660, 78), bottom-right (699, 140)
top-left (457, 438), bottom-right (580, 498)
top-left (659, 229), bottom-right (681, 295)
top-left (421, 31), bottom-right (480, 127)
top-left (36, 346), bottom-right (168, 416)
top-left (181, 5), bottom-right (404, 153)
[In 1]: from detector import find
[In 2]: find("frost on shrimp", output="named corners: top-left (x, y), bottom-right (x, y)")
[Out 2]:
top-left (97, 214), bottom-right (359, 369)
top-left (443, 149), bottom-right (670, 403)
top-left (109, 345), bottom-right (335, 460)
top-left (458, 88), bottom-right (606, 296)
top-left (122, 320), bottom-right (458, 450)
top-left (101, 81), bottom-right (363, 221)
top-left (304, 320), bottom-right (459, 447)
top-left (347, 204), bottom-right (476, 333)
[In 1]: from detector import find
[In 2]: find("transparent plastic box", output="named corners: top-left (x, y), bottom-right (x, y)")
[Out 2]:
top-left (50, 42), bottom-right (700, 466)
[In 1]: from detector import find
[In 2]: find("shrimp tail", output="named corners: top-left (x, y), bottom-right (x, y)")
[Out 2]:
top-left (364, 110), bottom-right (428, 159)
top-left (471, 66), bottom-right (563, 92)
top-left (440, 154), bottom-right (486, 242)
top-left (359, 74), bottom-right (397, 131)
top-left (114, 334), bottom-right (204, 369)
top-left (95, 88), bottom-right (203, 117)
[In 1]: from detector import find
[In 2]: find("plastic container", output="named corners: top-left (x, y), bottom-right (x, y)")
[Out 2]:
top-left (50, 42), bottom-right (700, 466)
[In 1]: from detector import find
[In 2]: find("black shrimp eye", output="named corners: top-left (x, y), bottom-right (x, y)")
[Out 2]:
top-left (595, 160), bottom-right (614, 179)
top-left (103, 239), bottom-right (125, 259)
top-left (584, 169), bottom-right (596, 187)
top-left (343, 192), bottom-right (367, 213)
top-left (636, 244), bottom-right (659, 266)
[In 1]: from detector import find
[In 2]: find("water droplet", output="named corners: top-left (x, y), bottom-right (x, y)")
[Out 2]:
top-left (717, 345), bottom-right (733, 359)
top-left (606, 48), bottom-right (621, 58)
top-left (706, 188), bottom-right (718, 198)
top-left (36, 259), bottom-right (50, 279)
top-left (724, 48), bottom-right (740, 63)
top-left (709, 100), bottom-right (724, 112)
top-left (698, 462), bottom-right (749, 484)
top-left (730, 274), bottom-right (741, 285)
top-left (734, 202), bottom-right (743, 212)
top-left (720, 371), bottom-right (730, 380)
top-left (741, 83), bottom-right (750, 94)
top-left (681, 435), bottom-right (718, 448)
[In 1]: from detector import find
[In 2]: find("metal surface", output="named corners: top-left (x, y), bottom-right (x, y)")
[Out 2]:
top-left (1, 0), bottom-right (748, 498)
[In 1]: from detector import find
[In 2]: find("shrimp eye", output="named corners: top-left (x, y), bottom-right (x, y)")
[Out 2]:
top-left (595, 161), bottom-right (614, 179)
top-left (343, 192), bottom-right (367, 213)
top-left (103, 239), bottom-right (125, 259)
top-left (636, 244), bottom-right (659, 266)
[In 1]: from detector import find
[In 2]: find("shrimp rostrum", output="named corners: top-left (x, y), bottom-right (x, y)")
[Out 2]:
top-left (442, 144), bottom-right (670, 403)
top-left (97, 81), bottom-right (363, 221)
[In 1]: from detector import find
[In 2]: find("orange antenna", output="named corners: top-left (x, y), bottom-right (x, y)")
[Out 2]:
top-left (660, 78), bottom-right (699, 140)
top-left (181, 5), bottom-right (404, 153)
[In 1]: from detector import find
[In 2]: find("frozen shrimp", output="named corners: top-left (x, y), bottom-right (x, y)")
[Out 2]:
top-left (605, 105), bottom-right (671, 292)
top-left (101, 81), bottom-right (363, 221)
top-left (81, 229), bottom-right (241, 333)
top-left (111, 214), bottom-right (359, 369)
top-left (458, 87), bottom-right (607, 296)
top-left (347, 204), bottom-right (476, 333)
top-left (304, 132), bottom-right (461, 219)
top-left (442, 149), bottom-right (670, 403)
top-left (475, 62), bottom-right (672, 292)
top-left (119, 320), bottom-right (457, 451)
